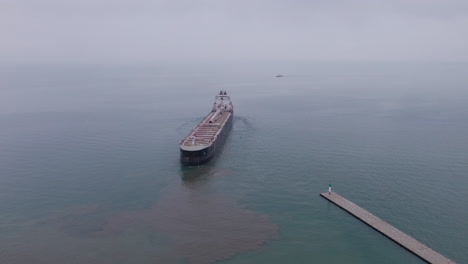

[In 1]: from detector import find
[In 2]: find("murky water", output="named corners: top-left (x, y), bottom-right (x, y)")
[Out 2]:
top-left (0, 62), bottom-right (467, 263)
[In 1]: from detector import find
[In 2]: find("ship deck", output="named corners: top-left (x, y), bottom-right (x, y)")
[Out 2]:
top-left (181, 110), bottom-right (231, 150)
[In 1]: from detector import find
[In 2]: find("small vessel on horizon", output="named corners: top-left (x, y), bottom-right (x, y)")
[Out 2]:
top-left (276, 74), bottom-right (284, 77)
top-left (179, 91), bottom-right (234, 166)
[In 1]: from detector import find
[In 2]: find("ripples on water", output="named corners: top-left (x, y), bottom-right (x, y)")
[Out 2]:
top-left (0, 63), bottom-right (467, 263)
top-left (11, 168), bottom-right (278, 264)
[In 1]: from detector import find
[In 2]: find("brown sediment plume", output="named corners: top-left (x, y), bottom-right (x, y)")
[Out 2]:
top-left (94, 187), bottom-right (278, 264)
top-left (38, 168), bottom-right (278, 264)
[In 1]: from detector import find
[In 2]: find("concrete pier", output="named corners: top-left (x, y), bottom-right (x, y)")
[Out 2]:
top-left (320, 192), bottom-right (455, 264)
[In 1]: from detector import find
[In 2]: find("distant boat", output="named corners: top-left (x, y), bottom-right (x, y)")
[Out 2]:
top-left (275, 74), bottom-right (284, 77)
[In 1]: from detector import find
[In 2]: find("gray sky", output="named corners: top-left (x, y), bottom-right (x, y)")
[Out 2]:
top-left (2, 0), bottom-right (468, 63)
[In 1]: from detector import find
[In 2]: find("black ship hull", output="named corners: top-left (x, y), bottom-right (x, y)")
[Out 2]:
top-left (180, 113), bottom-right (233, 166)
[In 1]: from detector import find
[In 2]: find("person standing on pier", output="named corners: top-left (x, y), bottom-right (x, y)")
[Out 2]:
top-left (328, 184), bottom-right (332, 195)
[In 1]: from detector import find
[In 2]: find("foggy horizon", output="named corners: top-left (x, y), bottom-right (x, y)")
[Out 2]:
top-left (2, 0), bottom-right (468, 64)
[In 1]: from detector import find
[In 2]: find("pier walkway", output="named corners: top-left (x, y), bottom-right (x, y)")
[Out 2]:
top-left (320, 192), bottom-right (455, 264)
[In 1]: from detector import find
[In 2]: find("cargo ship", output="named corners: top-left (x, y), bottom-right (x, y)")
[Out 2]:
top-left (180, 91), bottom-right (234, 166)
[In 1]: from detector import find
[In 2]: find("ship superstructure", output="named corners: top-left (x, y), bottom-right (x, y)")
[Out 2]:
top-left (180, 91), bottom-right (234, 166)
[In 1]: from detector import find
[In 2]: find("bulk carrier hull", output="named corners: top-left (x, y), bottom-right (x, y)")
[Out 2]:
top-left (180, 113), bottom-right (233, 166)
top-left (180, 91), bottom-right (234, 166)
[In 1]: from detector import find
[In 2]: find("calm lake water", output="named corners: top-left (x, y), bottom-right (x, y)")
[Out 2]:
top-left (0, 62), bottom-right (467, 263)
